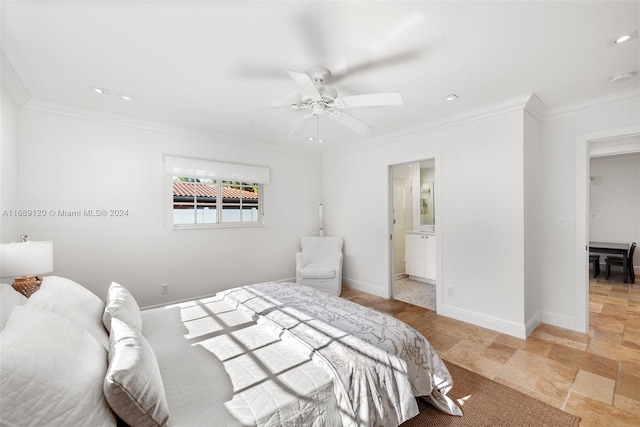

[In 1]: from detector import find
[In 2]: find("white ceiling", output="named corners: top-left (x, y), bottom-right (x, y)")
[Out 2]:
top-left (2, 1), bottom-right (639, 154)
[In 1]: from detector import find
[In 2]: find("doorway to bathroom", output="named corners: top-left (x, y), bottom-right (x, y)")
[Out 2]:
top-left (390, 158), bottom-right (438, 311)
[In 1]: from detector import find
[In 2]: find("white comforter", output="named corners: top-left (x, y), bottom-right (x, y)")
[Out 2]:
top-left (142, 294), bottom-right (341, 426)
top-left (220, 282), bottom-right (462, 427)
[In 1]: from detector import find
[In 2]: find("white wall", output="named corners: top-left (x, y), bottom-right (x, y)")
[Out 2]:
top-left (523, 109), bottom-right (542, 332)
top-left (539, 100), bottom-right (640, 329)
top-left (7, 90), bottom-right (638, 337)
top-left (13, 108), bottom-right (323, 306)
top-left (589, 154), bottom-right (640, 267)
top-left (0, 87), bottom-right (20, 242)
top-left (323, 107), bottom-right (528, 336)
top-left (323, 93), bottom-right (640, 338)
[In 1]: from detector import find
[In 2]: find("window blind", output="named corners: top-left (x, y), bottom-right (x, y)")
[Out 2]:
top-left (164, 156), bottom-right (270, 184)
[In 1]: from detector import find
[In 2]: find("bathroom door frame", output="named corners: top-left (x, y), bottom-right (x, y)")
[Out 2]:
top-left (386, 150), bottom-right (442, 311)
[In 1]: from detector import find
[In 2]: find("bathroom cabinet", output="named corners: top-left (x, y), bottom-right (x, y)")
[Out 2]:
top-left (405, 233), bottom-right (436, 281)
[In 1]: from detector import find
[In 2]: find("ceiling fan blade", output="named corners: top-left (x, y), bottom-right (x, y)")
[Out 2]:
top-left (337, 92), bottom-right (404, 108)
top-left (296, 10), bottom-right (331, 65)
top-left (287, 70), bottom-right (321, 98)
top-left (331, 48), bottom-right (426, 83)
top-left (243, 104), bottom-right (294, 112)
top-left (329, 111), bottom-right (373, 135)
top-left (288, 115), bottom-right (313, 138)
top-left (235, 66), bottom-right (288, 80)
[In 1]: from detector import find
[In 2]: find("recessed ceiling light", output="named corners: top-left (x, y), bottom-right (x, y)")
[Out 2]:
top-left (91, 86), bottom-right (109, 95)
top-left (443, 94), bottom-right (459, 101)
top-left (614, 30), bottom-right (638, 44)
top-left (118, 93), bottom-right (135, 101)
top-left (609, 71), bottom-right (638, 83)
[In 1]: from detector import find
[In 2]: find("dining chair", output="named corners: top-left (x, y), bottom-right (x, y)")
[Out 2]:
top-left (589, 254), bottom-right (600, 278)
top-left (605, 242), bottom-right (636, 283)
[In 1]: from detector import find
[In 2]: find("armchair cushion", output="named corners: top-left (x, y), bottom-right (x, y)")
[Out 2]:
top-left (300, 262), bottom-right (336, 279)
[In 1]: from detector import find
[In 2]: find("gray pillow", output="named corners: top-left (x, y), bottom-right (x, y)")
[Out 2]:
top-left (104, 317), bottom-right (169, 427)
top-left (103, 282), bottom-right (142, 332)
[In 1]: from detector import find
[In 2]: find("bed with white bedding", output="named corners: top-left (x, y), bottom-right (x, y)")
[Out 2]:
top-left (0, 276), bottom-right (461, 427)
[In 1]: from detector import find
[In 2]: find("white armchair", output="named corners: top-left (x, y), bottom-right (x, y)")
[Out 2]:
top-left (295, 236), bottom-right (344, 296)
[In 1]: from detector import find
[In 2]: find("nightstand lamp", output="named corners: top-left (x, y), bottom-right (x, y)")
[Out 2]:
top-left (0, 235), bottom-right (53, 298)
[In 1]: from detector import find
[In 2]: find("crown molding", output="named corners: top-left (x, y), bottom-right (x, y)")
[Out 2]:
top-left (16, 87), bottom-right (639, 160)
top-left (325, 93), bottom-right (535, 158)
top-left (325, 89), bottom-right (640, 158)
top-left (524, 92), bottom-right (547, 122)
top-left (1, 50), bottom-right (30, 106)
top-left (21, 99), bottom-right (321, 159)
top-left (545, 88), bottom-right (640, 121)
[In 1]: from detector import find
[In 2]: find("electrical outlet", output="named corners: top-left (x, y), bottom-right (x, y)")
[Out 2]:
top-left (448, 287), bottom-right (454, 297)
top-left (161, 284), bottom-right (169, 295)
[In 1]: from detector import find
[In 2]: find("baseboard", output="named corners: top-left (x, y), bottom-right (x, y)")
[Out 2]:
top-left (342, 277), bottom-right (390, 298)
top-left (525, 312), bottom-right (542, 337)
top-left (407, 275), bottom-right (436, 285)
top-left (539, 311), bottom-right (578, 331)
top-left (438, 304), bottom-right (528, 339)
top-left (344, 278), bottom-right (528, 338)
top-left (342, 279), bottom-right (579, 340)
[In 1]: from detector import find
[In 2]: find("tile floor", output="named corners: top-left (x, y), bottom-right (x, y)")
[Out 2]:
top-left (393, 275), bottom-right (436, 311)
top-left (341, 268), bottom-right (640, 426)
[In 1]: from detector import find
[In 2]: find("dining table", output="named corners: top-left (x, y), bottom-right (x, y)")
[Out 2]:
top-left (589, 241), bottom-right (630, 283)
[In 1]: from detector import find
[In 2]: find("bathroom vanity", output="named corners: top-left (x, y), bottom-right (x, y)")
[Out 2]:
top-left (405, 231), bottom-right (436, 282)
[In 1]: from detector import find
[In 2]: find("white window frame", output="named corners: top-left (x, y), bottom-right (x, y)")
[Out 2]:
top-left (165, 156), bottom-right (269, 229)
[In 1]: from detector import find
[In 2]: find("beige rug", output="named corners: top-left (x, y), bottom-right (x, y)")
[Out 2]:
top-left (401, 362), bottom-right (581, 427)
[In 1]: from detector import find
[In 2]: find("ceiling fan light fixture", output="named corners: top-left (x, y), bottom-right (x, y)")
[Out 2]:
top-left (285, 66), bottom-right (402, 137)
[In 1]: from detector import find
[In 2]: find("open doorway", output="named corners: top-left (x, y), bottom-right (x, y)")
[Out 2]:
top-left (575, 125), bottom-right (640, 332)
top-left (388, 155), bottom-right (440, 311)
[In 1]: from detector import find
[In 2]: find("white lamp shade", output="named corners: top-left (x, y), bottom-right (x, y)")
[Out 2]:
top-left (0, 241), bottom-right (53, 277)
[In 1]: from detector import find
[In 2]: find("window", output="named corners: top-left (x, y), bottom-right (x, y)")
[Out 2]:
top-left (165, 156), bottom-right (269, 228)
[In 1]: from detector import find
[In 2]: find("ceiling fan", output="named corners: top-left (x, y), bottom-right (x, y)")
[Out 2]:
top-left (285, 66), bottom-right (403, 138)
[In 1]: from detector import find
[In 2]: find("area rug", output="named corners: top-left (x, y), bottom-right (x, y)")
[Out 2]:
top-left (401, 362), bottom-right (581, 427)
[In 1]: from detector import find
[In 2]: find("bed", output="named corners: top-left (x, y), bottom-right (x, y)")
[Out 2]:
top-left (0, 276), bottom-right (461, 426)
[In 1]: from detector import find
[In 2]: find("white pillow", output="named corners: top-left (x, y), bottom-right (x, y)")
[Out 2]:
top-left (27, 276), bottom-right (109, 349)
top-left (0, 283), bottom-right (27, 330)
top-left (0, 305), bottom-right (116, 427)
top-left (103, 281), bottom-right (142, 332)
top-left (104, 317), bottom-right (169, 427)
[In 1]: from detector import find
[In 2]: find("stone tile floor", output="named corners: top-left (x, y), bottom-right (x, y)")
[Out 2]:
top-left (341, 270), bottom-right (640, 426)
top-left (393, 275), bottom-right (436, 311)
